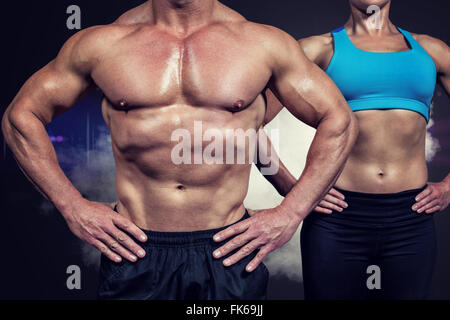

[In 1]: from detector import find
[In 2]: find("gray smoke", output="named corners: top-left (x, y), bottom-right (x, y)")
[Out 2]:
top-left (58, 128), bottom-right (117, 202)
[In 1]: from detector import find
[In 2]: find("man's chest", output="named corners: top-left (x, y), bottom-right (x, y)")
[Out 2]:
top-left (92, 28), bottom-right (272, 111)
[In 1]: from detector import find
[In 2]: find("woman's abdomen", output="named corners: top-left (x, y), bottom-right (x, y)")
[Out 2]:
top-left (335, 109), bottom-right (428, 194)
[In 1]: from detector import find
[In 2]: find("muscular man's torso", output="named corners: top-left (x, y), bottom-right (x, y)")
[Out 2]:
top-left (89, 4), bottom-right (272, 231)
top-left (300, 25), bottom-right (434, 194)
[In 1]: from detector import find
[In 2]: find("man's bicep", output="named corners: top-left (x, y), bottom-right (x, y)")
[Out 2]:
top-left (269, 38), bottom-right (350, 128)
top-left (33, 62), bottom-right (92, 120)
top-left (263, 89), bottom-right (284, 125)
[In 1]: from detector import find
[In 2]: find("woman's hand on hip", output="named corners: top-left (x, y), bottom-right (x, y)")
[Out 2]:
top-left (413, 182), bottom-right (450, 214)
top-left (313, 188), bottom-right (348, 214)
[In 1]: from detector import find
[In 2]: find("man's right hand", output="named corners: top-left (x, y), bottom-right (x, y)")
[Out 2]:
top-left (65, 199), bottom-right (148, 263)
top-left (313, 188), bottom-right (348, 214)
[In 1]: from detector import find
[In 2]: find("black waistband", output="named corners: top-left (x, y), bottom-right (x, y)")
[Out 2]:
top-left (310, 185), bottom-right (431, 226)
top-left (331, 185), bottom-right (428, 211)
top-left (334, 185), bottom-right (427, 201)
top-left (113, 206), bottom-right (250, 246)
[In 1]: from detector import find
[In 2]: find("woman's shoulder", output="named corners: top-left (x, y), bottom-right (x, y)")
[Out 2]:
top-left (297, 33), bottom-right (334, 69)
top-left (410, 33), bottom-right (449, 73)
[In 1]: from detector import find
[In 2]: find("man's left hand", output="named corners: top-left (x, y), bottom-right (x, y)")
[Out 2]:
top-left (212, 207), bottom-right (301, 272)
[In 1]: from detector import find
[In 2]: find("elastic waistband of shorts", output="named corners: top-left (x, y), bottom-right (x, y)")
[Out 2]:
top-left (115, 208), bottom-right (250, 247)
top-left (334, 185), bottom-right (427, 203)
top-left (309, 185), bottom-right (431, 226)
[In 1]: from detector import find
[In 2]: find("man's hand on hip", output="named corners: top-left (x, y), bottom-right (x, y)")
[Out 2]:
top-left (65, 199), bottom-right (148, 263)
top-left (212, 207), bottom-right (301, 272)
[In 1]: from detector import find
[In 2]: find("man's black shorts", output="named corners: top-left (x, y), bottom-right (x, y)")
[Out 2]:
top-left (97, 210), bottom-right (269, 300)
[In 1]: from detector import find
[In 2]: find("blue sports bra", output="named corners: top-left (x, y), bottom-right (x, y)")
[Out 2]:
top-left (326, 26), bottom-right (437, 122)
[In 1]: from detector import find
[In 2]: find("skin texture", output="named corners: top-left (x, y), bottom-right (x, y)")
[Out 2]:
top-left (266, 0), bottom-right (450, 215)
top-left (1, 0), bottom-right (357, 270)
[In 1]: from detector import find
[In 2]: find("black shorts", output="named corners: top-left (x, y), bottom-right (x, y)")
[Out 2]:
top-left (97, 210), bottom-right (269, 300)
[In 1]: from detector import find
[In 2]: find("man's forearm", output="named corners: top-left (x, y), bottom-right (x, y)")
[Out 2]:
top-left (279, 112), bottom-right (358, 220)
top-left (2, 108), bottom-right (83, 217)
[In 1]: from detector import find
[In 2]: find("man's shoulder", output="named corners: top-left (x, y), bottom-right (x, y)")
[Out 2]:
top-left (238, 21), bottom-right (292, 39)
top-left (65, 22), bottom-right (141, 56)
top-left (229, 21), bottom-right (298, 53)
top-left (56, 23), bottom-right (139, 74)
top-left (71, 24), bottom-right (137, 48)
top-left (113, 1), bottom-right (154, 25)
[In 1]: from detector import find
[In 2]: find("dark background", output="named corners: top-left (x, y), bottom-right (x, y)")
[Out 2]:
top-left (1, 0), bottom-right (449, 299)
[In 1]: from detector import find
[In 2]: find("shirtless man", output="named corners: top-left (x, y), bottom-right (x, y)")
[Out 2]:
top-left (2, 0), bottom-right (357, 300)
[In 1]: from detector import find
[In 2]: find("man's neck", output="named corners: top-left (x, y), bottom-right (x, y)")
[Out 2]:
top-left (152, 0), bottom-right (216, 35)
top-left (347, 1), bottom-right (395, 36)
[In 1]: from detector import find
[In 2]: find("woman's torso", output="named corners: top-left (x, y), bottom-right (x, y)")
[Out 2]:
top-left (300, 24), bottom-right (437, 193)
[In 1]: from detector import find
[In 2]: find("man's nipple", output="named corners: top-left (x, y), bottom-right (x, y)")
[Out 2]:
top-left (119, 99), bottom-right (129, 109)
top-left (230, 100), bottom-right (246, 112)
